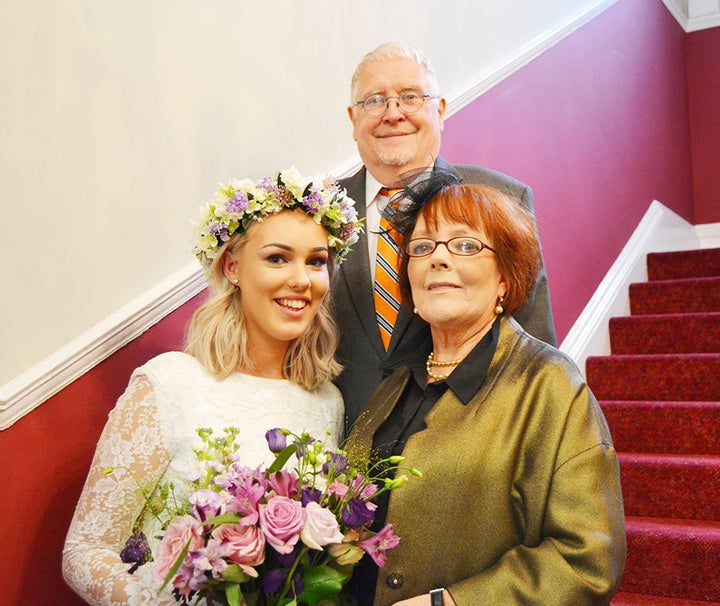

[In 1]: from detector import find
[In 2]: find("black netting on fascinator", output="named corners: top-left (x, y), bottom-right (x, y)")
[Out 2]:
top-left (382, 168), bottom-right (461, 237)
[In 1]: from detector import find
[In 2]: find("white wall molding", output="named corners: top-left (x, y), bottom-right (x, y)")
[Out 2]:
top-left (559, 201), bottom-right (714, 373)
top-left (661, 0), bottom-right (720, 32)
top-left (697, 221), bottom-right (720, 248)
top-left (0, 263), bottom-right (206, 430)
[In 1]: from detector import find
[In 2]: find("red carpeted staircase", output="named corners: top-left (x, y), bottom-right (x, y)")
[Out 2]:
top-left (585, 247), bottom-right (720, 605)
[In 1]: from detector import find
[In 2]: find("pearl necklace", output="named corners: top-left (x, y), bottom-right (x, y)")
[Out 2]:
top-left (426, 352), bottom-right (464, 381)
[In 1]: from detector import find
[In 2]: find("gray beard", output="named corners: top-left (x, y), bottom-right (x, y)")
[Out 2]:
top-left (375, 148), bottom-right (416, 167)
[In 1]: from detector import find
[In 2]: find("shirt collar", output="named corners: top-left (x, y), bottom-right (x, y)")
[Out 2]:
top-left (364, 172), bottom-right (384, 208)
top-left (409, 317), bottom-right (501, 404)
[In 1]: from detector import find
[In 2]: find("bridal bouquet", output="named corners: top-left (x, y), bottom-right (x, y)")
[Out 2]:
top-left (114, 427), bottom-right (419, 606)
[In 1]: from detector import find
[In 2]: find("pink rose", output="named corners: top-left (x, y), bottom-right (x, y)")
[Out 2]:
top-left (153, 515), bottom-right (204, 586)
top-left (259, 496), bottom-right (306, 554)
top-left (301, 502), bottom-right (344, 550)
top-left (211, 523), bottom-right (266, 576)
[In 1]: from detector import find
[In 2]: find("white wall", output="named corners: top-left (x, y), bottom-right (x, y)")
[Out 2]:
top-left (0, 0), bottom-right (614, 386)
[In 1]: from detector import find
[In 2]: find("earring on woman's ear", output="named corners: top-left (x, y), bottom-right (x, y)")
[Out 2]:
top-left (494, 296), bottom-right (505, 315)
top-left (413, 307), bottom-right (418, 314)
top-left (232, 277), bottom-right (239, 285)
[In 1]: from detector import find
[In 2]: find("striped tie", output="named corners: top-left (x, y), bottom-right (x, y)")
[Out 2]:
top-left (374, 188), bottom-right (402, 350)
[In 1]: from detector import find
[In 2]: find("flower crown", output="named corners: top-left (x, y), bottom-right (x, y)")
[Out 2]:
top-left (192, 167), bottom-right (362, 269)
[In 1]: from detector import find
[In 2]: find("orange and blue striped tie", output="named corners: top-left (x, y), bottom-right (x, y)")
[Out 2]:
top-left (374, 188), bottom-right (402, 349)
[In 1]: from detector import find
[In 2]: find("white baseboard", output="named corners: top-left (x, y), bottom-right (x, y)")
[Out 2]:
top-left (0, 262), bottom-right (207, 430)
top-left (559, 200), bottom-right (711, 374)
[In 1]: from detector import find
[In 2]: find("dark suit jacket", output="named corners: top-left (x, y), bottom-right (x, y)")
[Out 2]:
top-left (347, 316), bottom-right (625, 605)
top-left (334, 157), bottom-right (556, 430)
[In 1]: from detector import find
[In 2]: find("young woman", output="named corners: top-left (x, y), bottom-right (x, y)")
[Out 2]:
top-left (62, 168), bottom-right (362, 605)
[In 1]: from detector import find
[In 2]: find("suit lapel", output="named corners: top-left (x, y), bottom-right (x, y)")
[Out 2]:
top-left (338, 169), bottom-right (388, 356)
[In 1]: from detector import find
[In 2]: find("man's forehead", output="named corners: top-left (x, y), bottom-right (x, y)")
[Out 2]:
top-left (355, 58), bottom-right (429, 94)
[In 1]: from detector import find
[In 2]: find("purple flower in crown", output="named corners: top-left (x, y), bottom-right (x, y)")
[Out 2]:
top-left (302, 189), bottom-right (324, 213)
top-left (257, 176), bottom-right (274, 191)
top-left (207, 220), bottom-right (231, 242)
top-left (226, 190), bottom-right (250, 213)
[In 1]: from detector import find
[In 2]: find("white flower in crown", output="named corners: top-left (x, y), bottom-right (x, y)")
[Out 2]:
top-left (192, 167), bottom-right (362, 270)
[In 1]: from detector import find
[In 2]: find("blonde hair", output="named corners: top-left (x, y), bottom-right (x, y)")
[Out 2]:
top-left (185, 223), bottom-right (342, 391)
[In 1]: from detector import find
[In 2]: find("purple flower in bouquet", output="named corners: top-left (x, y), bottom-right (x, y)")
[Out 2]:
top-left (263, 568), bottom-right (303, 597)
top-left (300, 486), bottom-right (322, 506)
top-left (342, 497), bottom-right (376, 527)
top-left (120, 532), bottom-right (152, 574)
top-left (265, 428), bottom-right (287, 453)
top-left (359, 523), bottom-right (401, 567)
top-left (189, 537), bottom-right (232, 581)
top-left (323, 450), bottom-right (349, 474)
top-left (121, 426), bottom-right (421, 606)
top-left (189, 488), bottom-right (225, 523)
top-left (224, 466), bottom-right (266, 525)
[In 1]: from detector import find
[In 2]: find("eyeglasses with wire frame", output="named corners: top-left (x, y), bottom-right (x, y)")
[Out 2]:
top-left (355, 90), bottom-right (440, 116)
top-left (405, 237), bottom-right (497, 258)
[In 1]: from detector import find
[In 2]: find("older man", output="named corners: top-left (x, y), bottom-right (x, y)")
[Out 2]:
top-left (334, 42), bottom-right (556, 429)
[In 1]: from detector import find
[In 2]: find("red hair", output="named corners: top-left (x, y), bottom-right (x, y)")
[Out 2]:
top-left (399, 184), bottom-right (540, 316)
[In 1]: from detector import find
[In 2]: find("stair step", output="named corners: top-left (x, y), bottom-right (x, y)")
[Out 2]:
top-left (601, 401), bottom-right (720, 455)
top-left (629, 276), bottom-right (720, 315)
top-left (613, 591), bottom-right (720, 605)
top-left (647, 247), bottom-right (720, 281)
top-left (618, 453), bottom-right (720, 521)
top-left (621, 517), bottom-right (720, 602)
top-left (586, 353), bottom-right (720, 401)
top-left (609, 312), bottom-right (720, 354)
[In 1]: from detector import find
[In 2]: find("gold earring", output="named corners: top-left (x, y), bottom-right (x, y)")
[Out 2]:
top-left (494, 296), bottom-right (504, 315)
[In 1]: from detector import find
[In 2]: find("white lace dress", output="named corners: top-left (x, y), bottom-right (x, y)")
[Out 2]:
top-left (62, 352), bottom-right (344, 606)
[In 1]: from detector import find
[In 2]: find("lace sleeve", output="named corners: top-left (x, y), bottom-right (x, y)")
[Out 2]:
top-left (62, 372), bottom-right (176, 606)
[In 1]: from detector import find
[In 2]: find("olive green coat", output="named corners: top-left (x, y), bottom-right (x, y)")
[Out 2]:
top-left (348, 316), bottom-right (626, 605)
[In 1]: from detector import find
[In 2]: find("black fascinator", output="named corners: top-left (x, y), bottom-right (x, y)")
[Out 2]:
top-left (383, 168), bottom-right (461, 236)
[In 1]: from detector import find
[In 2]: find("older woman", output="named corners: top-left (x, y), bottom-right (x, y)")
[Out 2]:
top-left (348, 174), bottom-right (625, 606)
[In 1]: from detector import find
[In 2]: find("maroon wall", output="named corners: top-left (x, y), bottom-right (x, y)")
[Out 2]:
top-left (2, 2), bottom-right (718, 605)
top-left (687, 26), bottom-right (720, 225)
top-left (440, 0), bottom-right (696, 341)
top-left (0, 293), bottom-right (205, 606)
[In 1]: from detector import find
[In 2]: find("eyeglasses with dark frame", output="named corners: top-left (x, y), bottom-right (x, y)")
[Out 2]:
top-left (405, 237), bottom-right (497, 258)
top-left (354, 89), bottom-right (440, 117)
